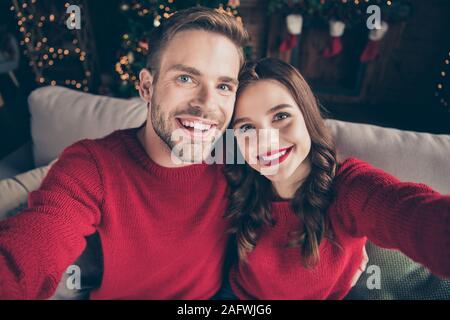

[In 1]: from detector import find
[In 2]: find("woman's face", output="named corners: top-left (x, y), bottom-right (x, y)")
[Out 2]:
top-left (232, 79), bottom-right (312, 182)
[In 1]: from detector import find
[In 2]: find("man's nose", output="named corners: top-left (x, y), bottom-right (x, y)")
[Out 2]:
top-left (193, 83), bottom-right (217, 110)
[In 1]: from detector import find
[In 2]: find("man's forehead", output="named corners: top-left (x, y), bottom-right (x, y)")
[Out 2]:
top-left (159, 30), bottom-right (241, 79)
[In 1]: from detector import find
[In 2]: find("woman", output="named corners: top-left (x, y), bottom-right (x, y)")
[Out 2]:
top-left (224, 58), bottom-right (450, 299)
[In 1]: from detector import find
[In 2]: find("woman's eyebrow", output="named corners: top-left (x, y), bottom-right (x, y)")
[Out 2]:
top-left (267, 104), bottom-right (293, 114)
top-left (233, 104), bottom-right (293, 127)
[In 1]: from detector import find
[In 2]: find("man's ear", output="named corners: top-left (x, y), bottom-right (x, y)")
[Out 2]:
top-left (138, 69), bottom-right (154, 103)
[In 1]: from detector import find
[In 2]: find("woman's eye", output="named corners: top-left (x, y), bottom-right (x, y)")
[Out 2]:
top-left (273, 112), bottom-right (290, 121)
top-left (237, 124), bottom-right (254, 133)
top-left (177, 75), bottom-right (192, 83)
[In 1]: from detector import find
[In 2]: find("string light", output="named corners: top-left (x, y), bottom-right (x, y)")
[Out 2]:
top-left (435, 52), bottom-right (449, 111)
top-left (11, 0), bottom-right (92, 92)
top-left (116, 0), bottom-right (241, 96)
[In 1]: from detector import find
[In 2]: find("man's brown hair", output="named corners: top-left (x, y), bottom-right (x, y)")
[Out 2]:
top-left (146, 6), bottom-right (249, 79)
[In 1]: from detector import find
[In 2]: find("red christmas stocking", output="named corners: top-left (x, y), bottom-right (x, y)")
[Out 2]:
top-left (360, 21), bottom-right (389, 63)
top-left (360, 40), bottom-right (381, 62)
top-left (323, 37), bottom-right (343, 58)
top-left (279, 33), bottom-right (298, 53)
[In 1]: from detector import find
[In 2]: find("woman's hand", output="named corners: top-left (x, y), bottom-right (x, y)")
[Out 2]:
top-left (351, 246), bottom-right (369, 287)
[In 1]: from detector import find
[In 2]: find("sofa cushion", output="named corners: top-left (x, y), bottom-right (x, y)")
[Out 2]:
top-left (325, 119), bottom-right (450, 194)
top-left (345, 242), bottom-right (450, 299)
top-left (325, 119), bottom-right (450, 299)
top-left (0, 161), bottom-right (54, 220)
top-left (28, 86), bottom-right (148, 167)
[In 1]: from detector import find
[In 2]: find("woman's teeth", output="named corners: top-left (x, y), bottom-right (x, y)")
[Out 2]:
top-left (260, 150), bottom-right (287, 162)
top-left (180, 120), bottom-right (212, 131)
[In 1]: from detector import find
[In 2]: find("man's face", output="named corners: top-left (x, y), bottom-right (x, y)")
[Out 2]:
top-left (143, 29), bottom-right (241, 163)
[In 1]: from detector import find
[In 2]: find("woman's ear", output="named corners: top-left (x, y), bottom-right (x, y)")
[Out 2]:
top-left (138, 69), bottom-right (154, 103)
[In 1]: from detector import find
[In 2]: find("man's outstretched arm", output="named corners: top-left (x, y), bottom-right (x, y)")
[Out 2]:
top-left (0, 141), bottom-right (103, 299)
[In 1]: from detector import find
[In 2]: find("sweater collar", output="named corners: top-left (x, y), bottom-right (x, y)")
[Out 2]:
top-left (120, 122), bottom-right (211, 182)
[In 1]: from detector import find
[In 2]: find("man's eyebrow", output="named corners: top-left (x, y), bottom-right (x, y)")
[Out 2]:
top-left (232, 104), bottom-right (294, 127)
top-left (168, 64), bottom-right (238, 86)
top-left (167, 64), bottom-right (202, 76)
top-left (218, 76), bottom-right (239, 87)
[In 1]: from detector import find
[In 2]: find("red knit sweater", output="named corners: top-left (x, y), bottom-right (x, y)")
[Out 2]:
top-left (0, 126), bottom-right (229, 299)
top-left (230, 158), bottom-right (450, 300)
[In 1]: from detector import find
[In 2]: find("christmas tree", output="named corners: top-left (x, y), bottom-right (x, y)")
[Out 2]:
top-left (10, 0), bottom-right (97, 92)
top-left (115, 0), bottom-right (242, 97)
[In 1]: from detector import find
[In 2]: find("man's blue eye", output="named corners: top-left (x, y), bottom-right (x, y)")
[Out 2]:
top-left (178, 75), bottom-right (192, 83)
top-left (219, 84), bottom-right (231, 91)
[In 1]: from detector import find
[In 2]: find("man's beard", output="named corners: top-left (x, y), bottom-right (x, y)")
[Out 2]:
top-left (150, 97), bottom-right (225, 164)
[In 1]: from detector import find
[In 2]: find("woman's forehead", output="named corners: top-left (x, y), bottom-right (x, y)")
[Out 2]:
top-left (236, 80), bottom-right (295, 114)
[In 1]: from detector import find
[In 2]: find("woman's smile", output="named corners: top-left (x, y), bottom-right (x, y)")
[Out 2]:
top-left (258, 145), bottom-right (294, 167)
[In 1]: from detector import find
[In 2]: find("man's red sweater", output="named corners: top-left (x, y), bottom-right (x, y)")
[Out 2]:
top-left (230, 158), bottom-right (450, 299)
top-left (0, 126), bottom-right (229, 299)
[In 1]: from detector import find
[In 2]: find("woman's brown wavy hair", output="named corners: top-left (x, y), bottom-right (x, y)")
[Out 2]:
top-left (224, 58), bottom-right (339, 268)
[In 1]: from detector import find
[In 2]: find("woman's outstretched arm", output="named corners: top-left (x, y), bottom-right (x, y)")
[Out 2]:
top-left (332, 157), bottom-right (450, 279)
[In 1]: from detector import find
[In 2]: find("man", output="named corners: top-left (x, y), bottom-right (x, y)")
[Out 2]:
top-left (0, 7), bottom-right (248, 299)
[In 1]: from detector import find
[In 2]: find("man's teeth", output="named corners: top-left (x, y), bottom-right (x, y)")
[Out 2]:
top-left (261, 149), bottom-right (287, 162)
top-left (180, 120), bottom-right (212, 131)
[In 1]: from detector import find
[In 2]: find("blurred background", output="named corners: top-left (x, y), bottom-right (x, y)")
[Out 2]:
top-left (0, 0), bottom-right (449, 159)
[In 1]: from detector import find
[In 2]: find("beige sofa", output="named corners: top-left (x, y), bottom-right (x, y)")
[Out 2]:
top-left (0, 86), bottom-right (449, 299)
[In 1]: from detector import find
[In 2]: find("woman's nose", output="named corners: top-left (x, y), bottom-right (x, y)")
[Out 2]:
top-left (257, 128), bottom-right (281, 155)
